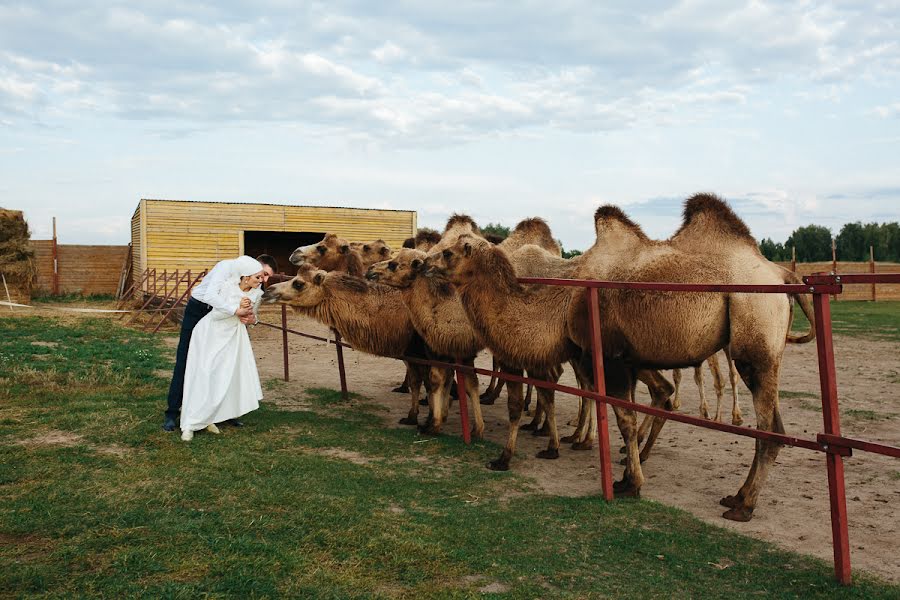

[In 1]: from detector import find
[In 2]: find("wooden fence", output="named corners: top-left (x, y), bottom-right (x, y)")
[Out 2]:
top-left (32, 241), bottom-right (130, 296)
top-left (776, 261), bottom-right (900, 301)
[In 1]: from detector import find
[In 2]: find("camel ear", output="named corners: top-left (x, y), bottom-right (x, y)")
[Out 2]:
top-left (411, 258), bottom-right (423, 271)
top-left (313, 272), bottom-right (325, 285)
top-left (339, 244), bottom-right (350, 254)
top-left (463, 242), bottom-right (472, 257)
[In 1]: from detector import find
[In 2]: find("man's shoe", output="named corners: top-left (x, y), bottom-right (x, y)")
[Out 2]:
top-left (225, 419), bottom-right (244, 427)
top-left (162, 417), bottom-right (178, 432)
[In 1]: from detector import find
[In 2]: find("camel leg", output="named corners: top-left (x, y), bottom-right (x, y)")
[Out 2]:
top-left (724, 347), bottom-right (743, 426)
top-left (392, 367), bottom-right (411, 394)
top-left (720, 359), bottom-right (784, 522)
top-left (671, 368), bottom-right (683, 410)
top-left (607, 361), bottom-right (644, 497)
top-left (462, 359), bottom-right (484, 439)
top-left (488, 364), bottom-right (525, 471)
top-left (420, 367), bottom-right (451, 435)
top-left (694, 365), bottom-right (709, 419)
top-left (566, 363), bottom-right (594, 450)
top-left (524, 383), bottom-right (534, 413)
top-left (531, 367), bottom-right (561, 458)
top-left (480, 356), bottom-right (502, 405)
top-left (707, 352), bottom-right (726, 422)
top-left (634, 370), bottom-right (674, 464)
top-left (399, 362), bottom-right (424, 425)
top-left (520, 371), bottom-right (544, 432)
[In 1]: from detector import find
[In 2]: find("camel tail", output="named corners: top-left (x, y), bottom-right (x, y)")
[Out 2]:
top-left (784, 271), bottom-right (816, 344)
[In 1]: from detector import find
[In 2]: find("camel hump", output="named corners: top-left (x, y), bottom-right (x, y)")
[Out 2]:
top-left (593, 205), bottom-right (648, 241)
top-left (674, 193), bottom-right (755, 245)
top-left (444, 214), bottom-right (480, 233)
top-left (502, 217), bottom-right (560, 254)
top-left (414, 229), bottom-right (442, 248)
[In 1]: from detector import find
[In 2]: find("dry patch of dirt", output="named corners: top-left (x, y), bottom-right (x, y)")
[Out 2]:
top-left (248, 310), bottom-right (900, 583)
top-left (18, 430), bottom-right (83, 447)
top-left (30, 341), bottom-right (58, 348)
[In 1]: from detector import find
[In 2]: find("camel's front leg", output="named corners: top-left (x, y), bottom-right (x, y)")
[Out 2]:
top-left (421, 367), bottom-right (452, 435)
top-left (724, 347), bottom-right (743, 426)
top-left (399, 361), bottom-right (424, 425)
top-left (462, 359), bottom-right (484, 439)
top-left (606, 361), bottom-right (644, 498)
top-left (488, 364), bottom-right (525, 471)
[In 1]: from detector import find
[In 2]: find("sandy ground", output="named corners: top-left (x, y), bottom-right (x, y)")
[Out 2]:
top-left (249, 308), bottom-right (900, 583)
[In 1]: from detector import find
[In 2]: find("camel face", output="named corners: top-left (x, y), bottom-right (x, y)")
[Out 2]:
top-left (366, 248), bottom-right (426, 287)
top-left (261, 270), bottom-right (328, 307)
top-left (351, 239), bottom-right (392, 268)
top-left (424, 234), bottom-right (485, 287)
top-left (289, 233), bottom-right (351, 269)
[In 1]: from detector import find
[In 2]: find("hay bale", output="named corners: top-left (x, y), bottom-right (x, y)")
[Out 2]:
top-left (0, 208), bottom-right (35, 302)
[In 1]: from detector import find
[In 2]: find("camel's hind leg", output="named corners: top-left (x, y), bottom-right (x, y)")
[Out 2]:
top-left (724, 347), bottom-right (743, 425)
top-left (420, 367), bottom-right (452, 434)
top-left (720, 359), bottom-right (784, 522)
top-left (695, 365), bottom-right (710, 419)
top-left (634, 370), bottom-right (675, 464)
top-left (671, 368), bottom-right (683, 410)
top-left (530, 367), bottom-right (562, 460)
top-left (706, 353), bottom-right (726, 422)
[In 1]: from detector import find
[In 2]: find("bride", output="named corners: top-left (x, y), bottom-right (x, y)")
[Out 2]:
top-left (180, 256), bottom-right (265, 441)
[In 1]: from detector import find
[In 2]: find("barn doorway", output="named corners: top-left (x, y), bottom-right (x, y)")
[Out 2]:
top-left (243, 231), bottom-right (325, 275)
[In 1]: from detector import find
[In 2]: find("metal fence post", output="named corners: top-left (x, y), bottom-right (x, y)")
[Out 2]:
top-left (334, 329), bottom-right (348, 400)
top-left (281, 304), bottom-right (290, 382)
top-left (813, 287), bottom-right (852, 585)
top-left (456, 358), bottom-right (471, 444)
top-left (588, 287), bottom-right (614, 501)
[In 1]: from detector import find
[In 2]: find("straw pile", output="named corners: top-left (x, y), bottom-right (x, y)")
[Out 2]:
top-left (0, 208), bottom-right (36, 301)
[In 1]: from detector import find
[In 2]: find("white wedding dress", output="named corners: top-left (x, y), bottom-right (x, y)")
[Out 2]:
top-left (180, 284), bottom-right (263, 433)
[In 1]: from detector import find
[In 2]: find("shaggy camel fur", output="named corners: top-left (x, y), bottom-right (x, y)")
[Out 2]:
top-left (261, 269), bottom-right (450, 433)
top-left (430, 194), bottom-right (815, 522)
top-left (350, 239), bottom-right (392, 268)
top-left (402, 229), bottom-right (442, 251)
top-left (289, 233), bottom-right (365, 276)
top-left (365, 247), bottom-right (485, 439)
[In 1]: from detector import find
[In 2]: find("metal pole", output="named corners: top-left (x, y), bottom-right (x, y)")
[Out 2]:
top-left (813, 289), bottom-right (852, 585)
top-left (456, 357), bottom-right (471, 444)
top-left (831, 238), bottom-right (838, 302)
top-left (870, 246), bottom-right (876, 302)
top-left (281, 304), bottom-right (290, 382)
top-left (334, 329), bottom-right (348, 400)
top-left (51, 217), bottom-right (59, 295)
top-left (587, 287), bottom-right (614, 501)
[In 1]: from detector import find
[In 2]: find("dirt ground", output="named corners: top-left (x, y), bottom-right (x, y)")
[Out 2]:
top-left (250, 308), bottom-right (900, 583)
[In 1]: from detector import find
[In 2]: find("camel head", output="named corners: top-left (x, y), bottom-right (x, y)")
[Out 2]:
top-left (424, 234), bottom-right (496, 288)
top-left (289, 233), bottom-right (353, 268)
top-left (365, 248), bottom-right (427, 287)
top-left (262, 267), bottom-right (329, 307)
top-left (351, 239), bottom-right (392, 268)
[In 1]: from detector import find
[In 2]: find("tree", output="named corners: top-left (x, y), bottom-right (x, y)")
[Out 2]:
top-left (481, 222), bottom-right (510, 240)
top-left (835, 222), bottom-right (866, 261)
top-left (557, 239), bottom-right (582, 259)
top-left (785, 225), bottom-right (832, 262)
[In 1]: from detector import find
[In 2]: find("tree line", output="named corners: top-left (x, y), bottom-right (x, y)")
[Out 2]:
top-left (758, 221), bottom-right (900, 263)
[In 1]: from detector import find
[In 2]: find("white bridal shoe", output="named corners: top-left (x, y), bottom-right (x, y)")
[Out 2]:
top-left (181, 430), bottom-right (193, 442)
top-left (206, 424), bottom-right (220, 434)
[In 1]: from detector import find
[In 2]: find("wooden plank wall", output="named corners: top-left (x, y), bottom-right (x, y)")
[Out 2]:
top-left (776, 261), bottom-right (900, 300)
top-left (137, 200), bottom-right (416, 277)
top-left (32, 240), bottom-right (130, 295)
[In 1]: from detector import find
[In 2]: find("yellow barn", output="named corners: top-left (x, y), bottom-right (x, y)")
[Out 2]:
top-left (130, 199), bottom-right (416, 286)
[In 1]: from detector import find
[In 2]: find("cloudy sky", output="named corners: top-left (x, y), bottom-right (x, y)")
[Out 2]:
top-left (2, 1), bottom-right (899, 250)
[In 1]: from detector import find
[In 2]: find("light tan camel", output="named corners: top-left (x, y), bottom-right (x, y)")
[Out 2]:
top-left (289, 233), bottom-right (365, 277)
top-left (429, 194), bottom-right (815, 521)
top-left (670, 349), bottom-right (741, 425)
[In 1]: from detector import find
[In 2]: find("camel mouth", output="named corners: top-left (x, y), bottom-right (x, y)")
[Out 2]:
top-left (364, 271), bottom-right (379, 281)
top-left (261, 288), bottom-right (280, 304)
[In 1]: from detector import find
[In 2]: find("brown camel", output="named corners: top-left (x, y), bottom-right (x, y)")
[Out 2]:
top-left (289, 233), bottom-right (366, 277)
top-left (402, 229), bottom-right (442, 251)
top-left (670, 349), bottom-right (742, 425)
top-left (261, 268), bottom-right (448, 432)
top-left (429, 194), bottom-right (815, 522)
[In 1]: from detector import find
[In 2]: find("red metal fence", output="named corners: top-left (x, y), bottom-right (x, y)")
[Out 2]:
top-left (137, 268), bottom-right (899, 585)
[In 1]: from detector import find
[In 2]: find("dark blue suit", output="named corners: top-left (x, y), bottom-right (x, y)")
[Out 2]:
top-left (164, 297), bottom-right (213, 421)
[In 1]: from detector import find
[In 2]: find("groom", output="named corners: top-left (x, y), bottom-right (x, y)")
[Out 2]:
top-left (162, 254), bottom-right (277, 431)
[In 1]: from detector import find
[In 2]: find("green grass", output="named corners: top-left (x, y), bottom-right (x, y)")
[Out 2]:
top-left (2, 315), bottom-right (898, 598)
top-left (792, 300), bottom-right (900, 342)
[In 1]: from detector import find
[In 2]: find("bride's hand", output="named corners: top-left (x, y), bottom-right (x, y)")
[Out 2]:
top-left (240, 297), bottom-right (251, 309)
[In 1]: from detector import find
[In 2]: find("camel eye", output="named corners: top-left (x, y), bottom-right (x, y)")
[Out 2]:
top-left (442, 250), bottom-right (452, 259)
top-left (292, 280), bottom-right (305, 291)
top-left (363, 245), bottom-right (371, 252)
top-left (317, 246), bottom-right (326, 255)
top-left (388, 261), bottom-right (398, 272)
top-left (380, 247), bottom-right (390, 256)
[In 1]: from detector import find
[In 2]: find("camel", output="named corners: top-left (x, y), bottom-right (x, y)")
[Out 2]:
top-left (671, 349), bottom-right (742, 425)
top-left (402, 229), bottom-right (442, 251)
top-left (428, 193), bottom-right (815, 522)
top-left (289, 233), bottom-right (365, 277)
top-left (350, 239), bottom-right (392, 268)
top-left (260, 269), bottom-right (470, 434)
